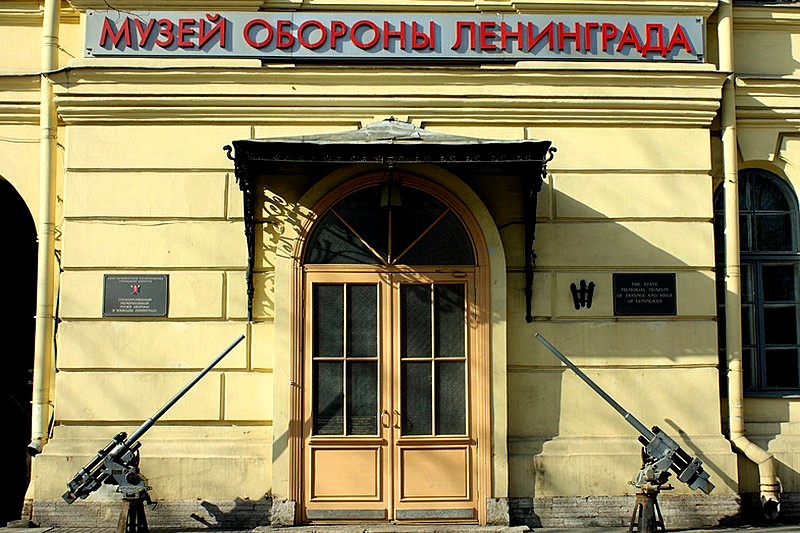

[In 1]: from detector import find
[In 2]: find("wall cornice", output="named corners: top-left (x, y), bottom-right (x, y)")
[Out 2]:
top-left (0, 2), bottom-right (79, 24)
top-left (65, 0), bottom-right (718, 16)
top-left (503, 0), bottom-right (718, 16)
top-left (0, 8), bottom-right (41, 26)
top-left (733, 5), bottom-right (800, 30)
top-left (0, 104), bottom-right (41, 124)
top-left (737, 76), bottom-right (800, 93)
top-left (0, 75), bottom-right (43, 123)
top-left (50, 64), bottom-right (724, 126)
top-left (52, 95), bottom-right (722, 126)
top-left (736, 76), bottom-right (800, 125)
top-left (67, 0), bottom-right (266, 9)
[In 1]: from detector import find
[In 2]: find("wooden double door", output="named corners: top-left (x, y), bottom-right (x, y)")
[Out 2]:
top-left (302, 270), bottom-right (479, 522)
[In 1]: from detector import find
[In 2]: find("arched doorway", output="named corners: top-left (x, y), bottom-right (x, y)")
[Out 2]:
top-left (299, 174), bottom-right (491, 523)
top-left (0, 179), bottom-right (37, 525)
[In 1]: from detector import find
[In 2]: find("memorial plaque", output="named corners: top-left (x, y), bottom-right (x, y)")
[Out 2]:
top-left (613, 273), bottom-right (676, 316)
top-left (103, 274), bottom-right (169, 317)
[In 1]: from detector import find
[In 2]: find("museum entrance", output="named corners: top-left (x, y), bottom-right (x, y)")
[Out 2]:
top-left (301, 178), bottom-right (485, 522)
top-left (227, 117), bottom-right (554, 526)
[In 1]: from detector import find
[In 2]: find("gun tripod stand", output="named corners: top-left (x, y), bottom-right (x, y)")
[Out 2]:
top-left (629, 482), bottom-right (669, 533)
top-left (628, 445), bottom-right (676, 533)
top-left (117, 493), bottom-right (151, 533)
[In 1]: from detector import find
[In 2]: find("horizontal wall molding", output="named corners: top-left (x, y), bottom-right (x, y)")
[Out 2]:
top-left (63, 1), bottom-right (719, 16)
top-left (50, 65), bottom-right (725, 126)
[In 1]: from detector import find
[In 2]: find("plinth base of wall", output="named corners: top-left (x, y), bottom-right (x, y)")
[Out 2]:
top-left (486, 497), bottom-right (511, 526)
top-left (740, 492), bottom-right (800, 524)
top-left (270, 499), bottom-right (296, 527)
top-left (32, 497), bottom-right (271, 529)
top-left (509, 494), bottom-right (743, 529)
top-left (35, 493), bottom-right (780, 529)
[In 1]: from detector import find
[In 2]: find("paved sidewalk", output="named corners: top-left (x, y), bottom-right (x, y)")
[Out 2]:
top-left (1, 525), bottom-right (799, 533)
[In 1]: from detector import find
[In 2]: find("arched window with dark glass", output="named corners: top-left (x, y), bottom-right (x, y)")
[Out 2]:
top-left (304, 184), bottom-right (476, 267)
top-left (714, 168), bottom-right (800, 395)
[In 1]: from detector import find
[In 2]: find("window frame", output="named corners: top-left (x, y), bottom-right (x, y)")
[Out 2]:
top-left (715, 168), bottom-right (800, 397)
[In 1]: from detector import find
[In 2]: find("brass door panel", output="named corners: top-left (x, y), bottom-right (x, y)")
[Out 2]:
top-left (310, 446), bottom-right (383, 500)
top-left (398, 446), bottom-right (470, 500)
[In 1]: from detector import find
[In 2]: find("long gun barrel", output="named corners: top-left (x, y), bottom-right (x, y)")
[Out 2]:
top-left (63, 334), bottom-right (246, 503)
top-left (125, 334), bottom-right (245, 445)
top-left (534, 333), bottom-right (714, 495)
top-left (535, 333), bottom-right (654, 440)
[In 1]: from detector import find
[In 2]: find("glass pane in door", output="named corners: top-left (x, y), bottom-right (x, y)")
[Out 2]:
top-left (400, 283), bottom-right (467, 436)
top-left (402, 361), bottom-right (432, 435)
top-left (401, 284), bottom-right (432, 358)
top-left (312, 284), bottom-right (343, 357)
top-left (435, 284), bottom-right (466, 357)
top-left (436, 361), bottom-right (466, 435)
top-left (348, 361), bottom-right (378, 435)
top-left (347, 284), bottom-right (378, 356)
top-left (313, 361), bottom-right (343, 435)
top-left (312, 283), bottom-right (379, 436)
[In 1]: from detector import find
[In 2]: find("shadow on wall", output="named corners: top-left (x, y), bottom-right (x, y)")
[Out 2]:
top-left (485, 170), bottom-right (798, 527)
top-left (249, 157), bottom-right (800, 527)
top-left (189, 495), bottom-right (271, 528)
top-left (251, 173), bottom-right (320, 318)
top-left (733, 22), bottom-right (800, 79)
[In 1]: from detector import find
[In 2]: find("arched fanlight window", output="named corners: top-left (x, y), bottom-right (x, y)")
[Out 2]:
top-left (714, 168), bottom-right (800, 395)
top-left (304, 184), bottom-right (476, 266)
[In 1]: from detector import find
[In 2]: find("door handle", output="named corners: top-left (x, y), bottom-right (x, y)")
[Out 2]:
top-left (381, 410), bottom-right (391, 428)
top-left (392, 410), bottom-right (401, 429)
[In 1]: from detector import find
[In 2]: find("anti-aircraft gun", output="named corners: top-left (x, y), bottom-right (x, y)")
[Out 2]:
top-left (534, 334), bottom-right (713, 533)
top-left (62, 334), bottom-right (245, 533)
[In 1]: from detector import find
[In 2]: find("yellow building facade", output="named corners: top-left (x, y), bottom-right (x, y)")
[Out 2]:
top-left (2, 0), bottom-right (800, 529)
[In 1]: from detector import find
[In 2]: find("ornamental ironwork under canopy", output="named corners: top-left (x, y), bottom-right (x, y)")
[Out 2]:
top-left (224, 118), bottom-right (555, 322)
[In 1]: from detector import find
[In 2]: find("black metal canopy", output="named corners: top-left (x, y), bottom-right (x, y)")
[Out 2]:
top-left (224, 118), bottom-right (555, 322)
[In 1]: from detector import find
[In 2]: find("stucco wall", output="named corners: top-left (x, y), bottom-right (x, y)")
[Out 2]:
top-left (4, 0), bottom-right (800, 528)
top-left (733, 5), bottom-right (800, 501)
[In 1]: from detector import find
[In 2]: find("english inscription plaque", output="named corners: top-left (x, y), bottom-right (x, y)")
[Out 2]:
top-left (103, 274), bottom-right (169, 317)
top-left (613, 273), bottom-right (676, 316)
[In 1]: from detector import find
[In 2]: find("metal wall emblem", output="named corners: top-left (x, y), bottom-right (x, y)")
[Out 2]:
top-left (570, 279), bottom-right (595, 310)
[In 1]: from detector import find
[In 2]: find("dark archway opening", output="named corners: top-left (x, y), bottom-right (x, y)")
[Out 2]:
top-left (0, 179), bottom-right (37, 525)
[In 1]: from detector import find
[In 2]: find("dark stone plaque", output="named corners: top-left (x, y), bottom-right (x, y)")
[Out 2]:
top-left (103, 274), bottom-right (169, 317)
top-left (613, 273), bottom-right (676, 316)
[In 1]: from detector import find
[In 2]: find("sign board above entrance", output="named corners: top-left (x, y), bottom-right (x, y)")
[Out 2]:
top-left (85, 11), bottom-right (704, 62)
